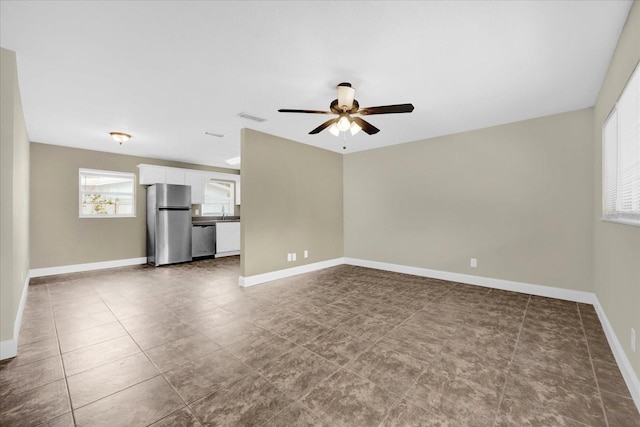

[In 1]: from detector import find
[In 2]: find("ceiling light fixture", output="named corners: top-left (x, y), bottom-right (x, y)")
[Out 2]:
top-left (109, 131), bottom-right (131, 145)
top-left (225, 156), bottom-right (241, 165)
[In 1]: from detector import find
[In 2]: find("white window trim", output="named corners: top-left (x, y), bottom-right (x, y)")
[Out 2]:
top-left (202, 180), bottom-right (235, 216)
top-left (79, 168), bottom-right (136, 218)
top-left (601, 62), bottom-right (640, 227)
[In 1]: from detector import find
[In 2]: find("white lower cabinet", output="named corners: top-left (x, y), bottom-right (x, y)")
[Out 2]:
top-left (216, 221), bottom-right (240, 257)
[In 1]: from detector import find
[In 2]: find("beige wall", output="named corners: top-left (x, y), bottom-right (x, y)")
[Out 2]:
top-left (0, 48), bottom-right (30, 350)
top-left (30, 143), bottom-right (238, 269)
top-left (240, 129), bottom-right (343, 277)
top-left (592, 1), bottom-right (640, 379)
top-left (345, 108), bottom-right (594, 292)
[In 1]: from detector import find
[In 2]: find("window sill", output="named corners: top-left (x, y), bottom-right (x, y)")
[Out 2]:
top-left (600, 217), bottom-right (640, 227)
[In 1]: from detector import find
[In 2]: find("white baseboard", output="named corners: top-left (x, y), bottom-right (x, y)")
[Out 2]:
top-left (0, 338), bottom-right (17, 361)
top-left (0, 273), bottom-right (30, 360)
top-left (239, 257), bottom-right (345, 287)
top-left (344, 257), bottom-right (638, 412)
top-left (344, 258), bottom-right (596, 303)
top-left (215, 251), bottom-right (240, 258)
top-left (593, 297), bottom-right (640, 411)
top-left (29, 257), bottom-right (147, 278)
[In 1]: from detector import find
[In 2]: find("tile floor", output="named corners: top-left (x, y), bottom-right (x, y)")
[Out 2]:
top-left (1, 256), bottom-right (638, 426)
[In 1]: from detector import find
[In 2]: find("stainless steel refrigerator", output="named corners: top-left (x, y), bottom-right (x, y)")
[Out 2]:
top-left (146, 184), bottom-right (192, 266)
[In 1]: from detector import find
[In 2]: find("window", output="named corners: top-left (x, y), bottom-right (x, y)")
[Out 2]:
top-left (202, 179), bottom-right (234, 216)
top-left (79, 169), bottom-right (135, 218)
top-left (602, 63), bottom-right (640, 226)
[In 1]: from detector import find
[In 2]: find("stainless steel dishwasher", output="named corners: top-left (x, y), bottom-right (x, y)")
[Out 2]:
top-left (191, 224), bottom-right (216, 258)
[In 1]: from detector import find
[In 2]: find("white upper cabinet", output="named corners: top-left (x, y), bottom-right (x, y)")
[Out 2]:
top-left (137, 164), bottom-right (240, 205)
top-left (184, 172), bottom-right (206, 204)
top-left (138, 166), bottom-right (166, 185)
top-left (165, 170), bottom-right (186, 185)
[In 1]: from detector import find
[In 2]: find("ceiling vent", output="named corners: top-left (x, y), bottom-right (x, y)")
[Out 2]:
top-left (204, 131), bottom-right (225, 138)
top-left (237, 112), bottom-right (267, 123)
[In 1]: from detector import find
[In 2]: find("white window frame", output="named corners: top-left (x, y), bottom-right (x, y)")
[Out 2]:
top-left (602, 62), bottom-right (640, 227)
top-left (79, 168), bottom-right (136, 218)
top-left (202, 179), bottom-right (235, 216)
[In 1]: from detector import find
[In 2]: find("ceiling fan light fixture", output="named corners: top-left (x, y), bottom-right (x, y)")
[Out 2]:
top-left (336, 115), bottom-right (351, 132)
top-left (349, 121), bottom-right (361, 136)
top-left (109, 131), bottom-right (131, 145)
top-left (328, 124), bottom-right (340, 136)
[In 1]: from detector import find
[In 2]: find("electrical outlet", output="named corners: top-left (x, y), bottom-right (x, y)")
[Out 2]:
top-left (470, 258), bottom-right (477, 268)
top-left (287, 253), bottom-right (292, 262)
top-left (304, 250), bottom-right (308, 258)
top-left (632, 328), bottom-right (636, 352)
top-left (292, 253), bottom-right (297, 261)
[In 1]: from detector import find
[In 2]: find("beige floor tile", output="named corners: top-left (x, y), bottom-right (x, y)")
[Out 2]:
top-left (74, 375), bottom-right (183, 427)
top-left (258, 346), bottom-right (339, 399)
top-left (302, 369), bottom-right (397, 427)
top-left (189, 372), bottom-right (293, 426)
top-left (149, 407), bottom-right (202, 426)
top-left (62, 335), bottom-right (140, 376)
top-left (67, 352), bottom-right (159, 409)
top-left (145, 332), bottom-right (220, 372)
top-left (0, 379), bottom-right (70, 426)
top-left (0, 355), bottom-right (64, 398)
top-left (2, 257), bottom-right (634, 427)
top-left (58, 321), bottom-right (127, 353)
top-left (163, 349), bottom-right (250, 403)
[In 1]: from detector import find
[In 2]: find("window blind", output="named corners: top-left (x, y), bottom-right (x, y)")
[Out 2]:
top-left (602, 63), bottom-right (640, 225)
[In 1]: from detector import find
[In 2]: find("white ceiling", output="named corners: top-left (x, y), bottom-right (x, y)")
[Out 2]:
top-left (0, 1), bottom-right (632, 170)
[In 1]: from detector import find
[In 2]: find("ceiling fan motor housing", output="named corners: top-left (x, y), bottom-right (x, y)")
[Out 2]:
top-left (330, 99), bottom-right (359, 114)
top-left (337, 82), bottom-right (356, 111)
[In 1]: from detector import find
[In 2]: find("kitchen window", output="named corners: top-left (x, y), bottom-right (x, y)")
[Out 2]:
top-left (202, 179), bottom-right (234, 216)
top-left (79, 169), bottom-right (135, 218)
top-left (602, 63), bottom-right (640, 226)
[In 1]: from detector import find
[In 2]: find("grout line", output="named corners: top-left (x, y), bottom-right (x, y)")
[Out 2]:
top-left (379, 282), bottom-right (490, 425)
top-left (578, 304), bottom-right (610, 427)
top-left (88, 270), bottom-right (249, 425)
top-left (491, 294), bottom-right (531, 427)
top-left (251, 286), bottom-right (433, 426)
top-left (46, 283), bottom-right (78, 427)
top-left (69, 278), bottom-right (188, 422)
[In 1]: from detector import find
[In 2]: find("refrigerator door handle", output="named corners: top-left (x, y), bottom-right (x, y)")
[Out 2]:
top-left (158, 206), bottom-right (191, 211)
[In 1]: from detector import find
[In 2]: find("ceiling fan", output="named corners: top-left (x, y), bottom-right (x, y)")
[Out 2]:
top-left (278, 82), bottom-right (414, 136)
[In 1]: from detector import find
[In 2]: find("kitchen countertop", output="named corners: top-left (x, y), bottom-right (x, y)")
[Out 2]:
top-left (192, 216), bottom-right (240, 225)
